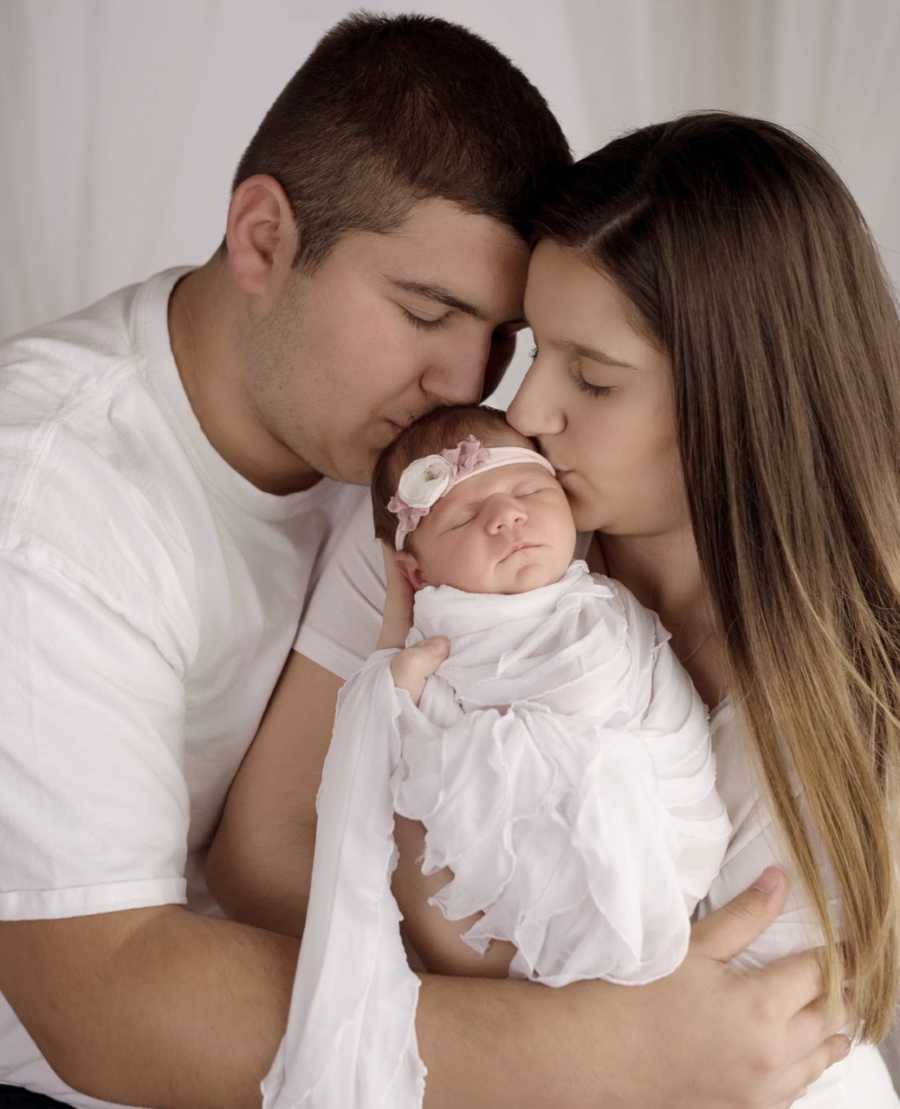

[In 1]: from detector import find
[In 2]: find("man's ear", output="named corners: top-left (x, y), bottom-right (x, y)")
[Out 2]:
top-left (224, 174), bottom-right (299, 303)
top-left (395, 550), bottom-right (428, 592)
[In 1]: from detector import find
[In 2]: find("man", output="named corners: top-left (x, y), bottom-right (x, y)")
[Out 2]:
top-left (0, 13), bottom-right (848, 1109)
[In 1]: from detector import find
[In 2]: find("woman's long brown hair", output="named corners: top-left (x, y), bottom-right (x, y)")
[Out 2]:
top-left (537, 112), bottom-right (900, 1038)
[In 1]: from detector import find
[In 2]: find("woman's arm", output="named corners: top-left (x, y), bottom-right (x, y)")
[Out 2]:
top-left (393, 813), bottom-right (517, 977)
top-left (205, 649), bottom-right (339, 936)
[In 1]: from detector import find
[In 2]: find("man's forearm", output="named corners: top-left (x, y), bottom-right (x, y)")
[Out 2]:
top-left (2, 882), bottom-right (837, 1109)
top-left (418, 973), bottom-right (621, 1109)
top-left (4, 905), bottom-right (610, 1109)
top-left (0, 906), bottom-right (297, 1109)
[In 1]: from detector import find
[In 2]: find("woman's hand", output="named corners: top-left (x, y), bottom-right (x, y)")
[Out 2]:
top-left (377, 543), bottom-right (449, 703)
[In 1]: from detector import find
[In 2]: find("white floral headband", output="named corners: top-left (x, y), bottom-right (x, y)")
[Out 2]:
top-left (387, 434), bottom-right (556, 550)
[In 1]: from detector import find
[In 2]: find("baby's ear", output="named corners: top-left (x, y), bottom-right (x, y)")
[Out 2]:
top-left (395, 551), bottom-right (427, 592)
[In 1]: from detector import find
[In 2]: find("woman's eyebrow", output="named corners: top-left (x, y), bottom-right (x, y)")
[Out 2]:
top-left (525, 327), bottom-right (637, 370)
top-left (569, 341), bottom-right (636, 369)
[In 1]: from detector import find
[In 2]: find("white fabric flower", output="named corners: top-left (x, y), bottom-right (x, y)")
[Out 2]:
top-left (395, 454), bottom-right (453, 509)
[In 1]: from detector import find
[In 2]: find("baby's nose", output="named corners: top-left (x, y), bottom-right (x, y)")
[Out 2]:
top-left (487, 498), bottom-right (527, 532)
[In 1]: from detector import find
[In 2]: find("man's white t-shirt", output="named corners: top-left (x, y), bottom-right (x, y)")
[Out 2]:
top-left (0, 268), bottom-right (365, 1101)
top-left (295, 495), bottom-right (900, 1108)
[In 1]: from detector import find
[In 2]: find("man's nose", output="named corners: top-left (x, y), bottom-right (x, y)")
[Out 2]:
top-left (420, 339), bottom-right (490, 407)
top-left (506, 357), bottom-right (565, 438)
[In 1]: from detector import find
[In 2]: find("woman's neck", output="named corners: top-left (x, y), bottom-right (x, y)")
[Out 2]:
top-left (591, 528), bottom-right (729, 709)
top-left (593, 528), bottom-right (703, 619)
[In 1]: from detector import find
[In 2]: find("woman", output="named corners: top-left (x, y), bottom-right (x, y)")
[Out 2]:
top-left (209, 112), bottom-right (898, 1107)
top-left (499, 111), bottom-right (898, 1102)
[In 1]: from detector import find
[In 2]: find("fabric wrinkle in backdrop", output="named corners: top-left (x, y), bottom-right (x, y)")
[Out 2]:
top-left (0, 0), bottom-right (897, 1086)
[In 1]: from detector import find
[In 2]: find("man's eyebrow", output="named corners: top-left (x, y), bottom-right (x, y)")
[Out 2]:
top-left (387, 278), bottom-right (489, 321)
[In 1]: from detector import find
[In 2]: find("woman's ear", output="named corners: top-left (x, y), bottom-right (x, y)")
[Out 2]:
top-left (395, 550), bottom-right (428, 592)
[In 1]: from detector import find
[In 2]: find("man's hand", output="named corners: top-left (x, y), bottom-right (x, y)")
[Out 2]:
top-left (665, 869), bottom-right (855, 1104)
top-left (416, 868), bottom-right (851, 1109)
top-left (607, 867), bottom-right (850, 1109)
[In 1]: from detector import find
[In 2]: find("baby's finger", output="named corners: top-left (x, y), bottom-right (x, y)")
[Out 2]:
top-left (390, 637), bottom-right (450, 696)
top-left (407, 636), bottom-right (450, 670)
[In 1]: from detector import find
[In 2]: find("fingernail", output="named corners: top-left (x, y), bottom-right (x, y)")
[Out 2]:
top-left (752, 867), bottom-right (781, 894)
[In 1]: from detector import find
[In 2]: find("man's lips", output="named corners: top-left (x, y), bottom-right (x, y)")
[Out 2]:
top-left (387, 410), bottom-right (429, 432)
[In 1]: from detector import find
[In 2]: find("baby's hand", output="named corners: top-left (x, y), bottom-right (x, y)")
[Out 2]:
top-left (390, 637), bottom-right (450, 705)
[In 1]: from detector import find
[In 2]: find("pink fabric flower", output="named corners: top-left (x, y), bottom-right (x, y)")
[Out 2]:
top-left (389, 435), bottom-right (490, 549)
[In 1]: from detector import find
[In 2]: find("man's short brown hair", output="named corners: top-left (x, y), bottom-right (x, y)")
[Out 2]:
top-left (232, 13), bottom-right (571, 268)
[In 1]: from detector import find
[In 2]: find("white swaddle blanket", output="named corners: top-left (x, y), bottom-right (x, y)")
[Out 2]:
top-left (262, 561), bottom-right (731, 1109)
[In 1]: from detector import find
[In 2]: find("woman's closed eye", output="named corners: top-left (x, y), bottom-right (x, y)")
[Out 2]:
top-left (531, 345), bottom-right (612, 397)
top-left (569, 362), bottom-right (612, 398)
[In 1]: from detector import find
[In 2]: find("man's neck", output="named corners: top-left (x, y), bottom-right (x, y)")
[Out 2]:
top-left (167, 261), bottom-right (321, 495)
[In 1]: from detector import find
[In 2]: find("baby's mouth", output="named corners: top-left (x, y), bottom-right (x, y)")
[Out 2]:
top-left (500, 541), bottom-right (539, 563)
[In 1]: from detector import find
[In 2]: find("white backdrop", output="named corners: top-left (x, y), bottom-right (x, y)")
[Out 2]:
top-left (2, 0), bottom-right (900, 405)
top-left (1, 0), bottom-right (898, 1072)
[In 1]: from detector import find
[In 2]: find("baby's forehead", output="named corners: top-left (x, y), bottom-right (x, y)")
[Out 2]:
top-left (440, 460), bottom-right (557, 505)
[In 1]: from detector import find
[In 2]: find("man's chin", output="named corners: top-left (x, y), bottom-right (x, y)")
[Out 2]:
top-left (303, 443), bottom-right (376, 486)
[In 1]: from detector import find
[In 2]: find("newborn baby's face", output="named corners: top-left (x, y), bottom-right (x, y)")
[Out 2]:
top-left (405, 461), bottom-right (577, 594)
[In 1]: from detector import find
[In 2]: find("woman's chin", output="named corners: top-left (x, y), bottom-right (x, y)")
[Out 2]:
top-left (568, 501), bottom-right (606, 534)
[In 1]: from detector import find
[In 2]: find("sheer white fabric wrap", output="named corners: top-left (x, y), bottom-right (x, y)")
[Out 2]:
top-left (262, 561), bottom-right (731, 1108)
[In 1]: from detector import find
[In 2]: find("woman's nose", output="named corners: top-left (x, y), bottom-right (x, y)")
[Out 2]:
top-left (506, 359), bottom-right (565, 438)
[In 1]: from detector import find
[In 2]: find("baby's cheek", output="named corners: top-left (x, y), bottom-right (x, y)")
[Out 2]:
top-left (443, 542), bottom-right (492, 593)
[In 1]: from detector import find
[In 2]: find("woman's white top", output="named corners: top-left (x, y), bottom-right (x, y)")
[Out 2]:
top-left (263, 561), bottom-right (733, 1108)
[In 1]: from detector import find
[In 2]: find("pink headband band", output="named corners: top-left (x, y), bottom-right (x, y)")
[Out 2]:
top-left (387, 435), bottom-right (556, 550)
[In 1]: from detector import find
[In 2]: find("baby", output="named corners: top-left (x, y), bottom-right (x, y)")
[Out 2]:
top-left (262, 406), bottom-right (731, 1109)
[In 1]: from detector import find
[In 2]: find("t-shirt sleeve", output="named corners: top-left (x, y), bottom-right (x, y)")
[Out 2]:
top-left (0, 545), bottom-right (190, 920)
top-left (295, 494), bottom-right (386, 680)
